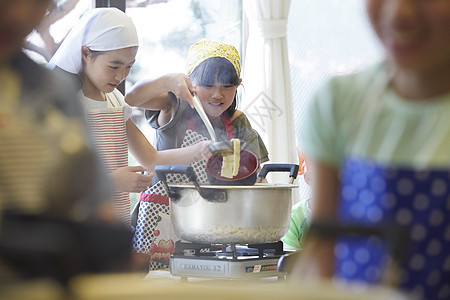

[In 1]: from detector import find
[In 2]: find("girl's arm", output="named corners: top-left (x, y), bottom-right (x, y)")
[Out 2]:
top-left (125, 73), bottom-right (196, 110)
top-left (125, 73), bottom-right (196, 127)
top-left (310, 160), bottom-right (340, 277)
top-left (290, 160), bottom-right (339, 280)
top-left (126, 119), bottom-right (209, 174)
top-left (310, 160), bottom-right (339, 222)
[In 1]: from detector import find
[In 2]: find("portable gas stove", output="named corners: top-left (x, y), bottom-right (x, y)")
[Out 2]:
top-left (169, 241), bottom-right (287, 280)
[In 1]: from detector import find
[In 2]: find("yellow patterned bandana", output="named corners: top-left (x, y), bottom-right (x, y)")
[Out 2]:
top-left (186, 39), bottom-right (241, 77)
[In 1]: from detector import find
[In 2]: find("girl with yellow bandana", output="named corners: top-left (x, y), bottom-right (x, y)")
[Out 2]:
top-left (126, 39), bottom-right (269, 270)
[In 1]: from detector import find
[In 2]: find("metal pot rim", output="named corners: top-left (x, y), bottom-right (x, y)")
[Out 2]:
top-left (168, 183), bottom-right (298, 190)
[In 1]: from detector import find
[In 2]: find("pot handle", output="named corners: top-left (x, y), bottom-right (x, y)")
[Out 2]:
top-left (155, 165), bottom-right (227, 202)
top-left (258, 163), bottom-right (299, 184)
top-left (155, 165), bottom-right (198, 182)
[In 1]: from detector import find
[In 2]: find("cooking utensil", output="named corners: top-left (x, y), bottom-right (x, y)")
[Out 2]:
top-left (207, 141), bottom-right (234, 156)
top-left (192, 93), bottom-right (233, 155)
top-left (193, 93), bottom-right (251, 181)
top-left (192, 94), bottom-right (216, 142)
top-left (155, 163), bottom-right (299, 244)
top-left (206, 149), bottom-right (258, 186)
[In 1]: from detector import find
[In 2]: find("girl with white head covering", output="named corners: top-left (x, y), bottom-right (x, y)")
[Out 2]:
top-left (48, 7), bottom-right (139, 74)
top-left (48, 8), bottom-right (210, 226)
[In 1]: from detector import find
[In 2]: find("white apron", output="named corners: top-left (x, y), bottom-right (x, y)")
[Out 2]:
top-left (85, 93), bottom-right (130, 224)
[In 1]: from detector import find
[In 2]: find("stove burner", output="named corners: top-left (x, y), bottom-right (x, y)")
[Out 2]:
top-left (173, 241), bottom-right (220, 257)
top-left (172, 241), bottom-right (285, 261)
top-left (170, 241), bottom-right (287, 280)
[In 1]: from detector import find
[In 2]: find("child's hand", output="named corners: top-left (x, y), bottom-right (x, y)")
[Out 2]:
top-left (166, 73), bottom-right (198, 108)
top-left (199, 140), bottom-right (213, 161)
top-left (110, 166), bottom-right (153, 193)
top-left (190, 140), bottom-right (212, 161)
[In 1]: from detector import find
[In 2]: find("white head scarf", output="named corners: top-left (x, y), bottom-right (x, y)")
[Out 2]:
top-left (47, 7), bottom-right (139, 74)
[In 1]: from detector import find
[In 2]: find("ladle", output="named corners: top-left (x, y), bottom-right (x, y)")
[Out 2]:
top-left (192, 94), bottom-right (233, 155)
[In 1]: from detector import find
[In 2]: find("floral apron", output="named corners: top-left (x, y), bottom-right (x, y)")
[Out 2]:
top-left (85, 94), bottom-right (130, 224)
top-left (335, 72), bottom-right (450, 300)
top-left (132, 113), bottom-right (233, 270)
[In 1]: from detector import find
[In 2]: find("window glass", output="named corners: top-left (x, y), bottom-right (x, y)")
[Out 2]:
top-left (25, 0), bottom-right (92, 65)
top-left (287, 0), bottom-right (384, 199)
top-left (126, 0), bottom-right (242, 140)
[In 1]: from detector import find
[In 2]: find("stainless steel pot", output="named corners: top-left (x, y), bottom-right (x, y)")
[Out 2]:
top-left (155, 164), bottom-right (299, 244)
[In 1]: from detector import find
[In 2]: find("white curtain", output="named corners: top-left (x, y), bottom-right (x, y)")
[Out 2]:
top-left (242, 0), bottom-right (297, 183)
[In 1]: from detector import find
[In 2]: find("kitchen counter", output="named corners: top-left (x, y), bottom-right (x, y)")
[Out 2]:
top-left (1, 269), bottom-right (410, 300)
top-left (66, 269), bottom-right (410, 300)
top-left (146, 268), bottom-right (285, 286)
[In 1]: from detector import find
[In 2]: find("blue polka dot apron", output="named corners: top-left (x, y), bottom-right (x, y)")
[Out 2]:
top-left (337, 156), bottom-right (450, 300)
top-left (132, 112), bottom-right (233, 270)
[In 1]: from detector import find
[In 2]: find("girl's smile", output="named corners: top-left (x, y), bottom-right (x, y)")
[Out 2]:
top-left (196, 83), bottom-right (239, 118)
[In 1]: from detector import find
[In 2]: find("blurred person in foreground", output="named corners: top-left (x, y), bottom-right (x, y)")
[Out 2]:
top-left (0, 0), bottom-right (131, 285)
top-left (295, 1), bottom-right (450, 299)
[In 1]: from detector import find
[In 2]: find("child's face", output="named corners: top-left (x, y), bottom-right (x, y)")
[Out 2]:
top-left (195, 82), bottom-right (239, 118)
top-left (367, 0), bottom-right (450, 73)
top-left (83, 46), bottom-right (137, 94)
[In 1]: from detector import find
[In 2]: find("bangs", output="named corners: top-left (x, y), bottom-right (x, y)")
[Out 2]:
top-left (190, 57), bottom-right (240, 86)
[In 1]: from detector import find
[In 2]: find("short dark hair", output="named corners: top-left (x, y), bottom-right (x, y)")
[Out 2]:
top-left (189, 57), bottom-right (240, 118)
